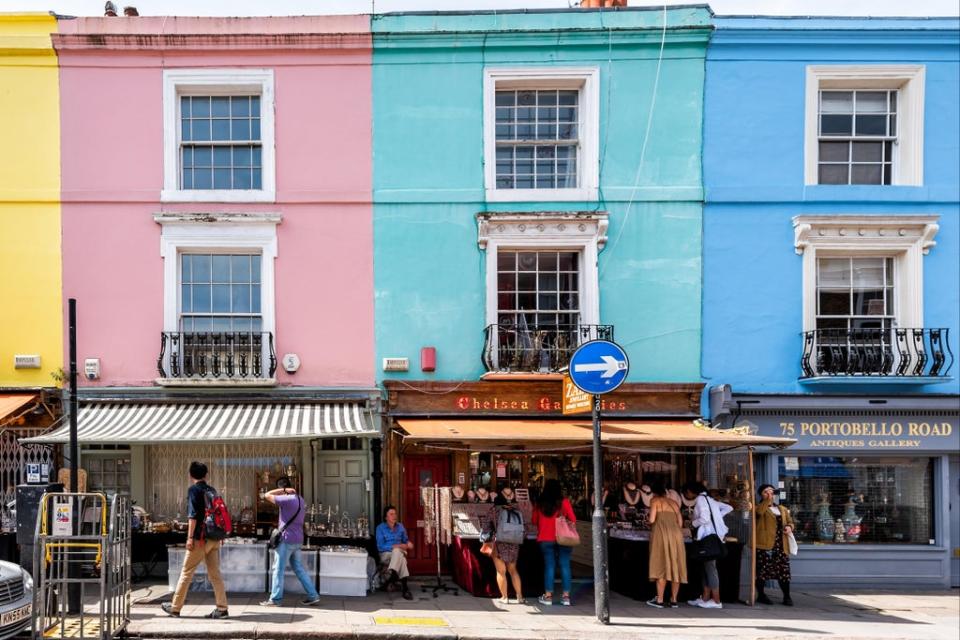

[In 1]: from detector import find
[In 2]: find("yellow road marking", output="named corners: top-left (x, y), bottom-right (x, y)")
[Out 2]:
top-left (374, 616), bottom-right (448, 626)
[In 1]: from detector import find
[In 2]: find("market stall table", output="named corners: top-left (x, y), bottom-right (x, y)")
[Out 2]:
top-left (608, 532), bottom-right (743, 603)
top-left (132, 531), bottom-right (186, 582)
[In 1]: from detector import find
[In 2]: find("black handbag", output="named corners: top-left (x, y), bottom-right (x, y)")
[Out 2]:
top-left (691, 495), bottom-right (728, 561)
top-left (268, 494), bottom-right (302, 551)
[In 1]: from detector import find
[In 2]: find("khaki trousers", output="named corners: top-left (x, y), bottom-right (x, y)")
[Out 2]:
top-left (172, 539), bottom-right (228, 612)
top-left (380, 550), bottom-right (410, 580)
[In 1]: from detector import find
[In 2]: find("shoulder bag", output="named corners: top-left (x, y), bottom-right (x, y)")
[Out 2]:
top-left (691, 496), bottom-right (728, 561)
top-left (555, 501), bottom-right (580, 547)
top-left (268, 494), bottom-right (302, 551)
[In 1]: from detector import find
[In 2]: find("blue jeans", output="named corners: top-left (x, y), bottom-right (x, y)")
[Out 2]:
top-left (269, 542), bottom-right (318, 602)
top-left (539, 542), bottom-right (572, 595)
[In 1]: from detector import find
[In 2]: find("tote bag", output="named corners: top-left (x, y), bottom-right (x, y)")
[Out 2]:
top-left (555, 515), bottom-right (580, 547)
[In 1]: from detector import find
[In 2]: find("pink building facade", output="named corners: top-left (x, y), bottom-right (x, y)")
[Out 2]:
top-left (44, 16), bottom-right (380, 524)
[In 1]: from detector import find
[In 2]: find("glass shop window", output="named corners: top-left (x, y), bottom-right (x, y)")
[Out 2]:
top-left (778, 456), bottom-right (935, 545)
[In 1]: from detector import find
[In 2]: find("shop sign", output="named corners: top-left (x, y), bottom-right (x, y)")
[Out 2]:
top-left (52, 498), bottom-right (73, 536)
top-left (756, 416), bottom-right (958, 451)
top-left (562, 375), bottom-right (592, 415)
top-left (384, 380), bottom-right (703, 417)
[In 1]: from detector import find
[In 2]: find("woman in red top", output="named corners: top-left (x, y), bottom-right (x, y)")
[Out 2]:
top-left (531, 479), bottom-right (575, 606)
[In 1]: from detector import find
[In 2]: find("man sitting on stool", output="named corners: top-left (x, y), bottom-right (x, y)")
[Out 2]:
top-left (375, 506), bottom-right (414, 600)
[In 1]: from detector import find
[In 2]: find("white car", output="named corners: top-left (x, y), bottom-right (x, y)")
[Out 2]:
top-left (0, 561), bottom-right (31, 639)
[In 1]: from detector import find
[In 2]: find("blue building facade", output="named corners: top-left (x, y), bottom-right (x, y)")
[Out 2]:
top-left (703, 18), bottom-right (960, 587)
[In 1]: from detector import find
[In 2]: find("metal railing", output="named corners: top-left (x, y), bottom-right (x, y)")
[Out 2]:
top-left (157, 331), bottom-right (277, 380)
top-left (32, 492), bottom-right (130, 640)
top-left (800, 327), bottom-right (954, 378)
top-left (482, 323), bottom-right (614, 373)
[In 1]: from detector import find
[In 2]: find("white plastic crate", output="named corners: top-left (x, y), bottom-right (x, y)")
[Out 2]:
top-left (318, 574), bottom-right (367, 597)
top-left (319, 550), bottom-right (367, 576)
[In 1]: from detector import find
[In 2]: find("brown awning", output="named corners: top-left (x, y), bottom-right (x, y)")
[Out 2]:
top-left (0, 394), bottom-right (37, 425)
top-left (396, 419), bottom-right (794, 449)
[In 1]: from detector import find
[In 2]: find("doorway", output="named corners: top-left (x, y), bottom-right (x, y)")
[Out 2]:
top-left (402, 455), bottom-right (450, 575)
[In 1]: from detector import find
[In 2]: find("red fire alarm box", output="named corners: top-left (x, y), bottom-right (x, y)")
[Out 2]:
top-left (421, 347), bottom-right (436, 372)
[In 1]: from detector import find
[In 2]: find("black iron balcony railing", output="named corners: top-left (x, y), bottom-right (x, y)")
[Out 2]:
top-left (482, 323), bottom-right (614, 373)
top-left (800, 328), bottom-right (954, 379)
top-left (157, 332), bottom-right (277, 380)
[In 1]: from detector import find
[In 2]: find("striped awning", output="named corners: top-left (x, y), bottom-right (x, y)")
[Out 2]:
top-left (21, 402), bottom-right (378, 444)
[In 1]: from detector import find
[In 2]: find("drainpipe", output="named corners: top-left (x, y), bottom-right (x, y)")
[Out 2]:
top-left (370, 437), bottom-right (383, 526)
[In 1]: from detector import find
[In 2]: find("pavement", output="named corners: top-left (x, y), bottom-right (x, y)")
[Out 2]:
top-left (119, 580), bottom-right (960, 640)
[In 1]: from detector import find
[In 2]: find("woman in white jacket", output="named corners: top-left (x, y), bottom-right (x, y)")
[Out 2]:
top-left (682, 482), bottom-right (733, 609)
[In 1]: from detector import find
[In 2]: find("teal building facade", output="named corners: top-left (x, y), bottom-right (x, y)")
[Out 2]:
top-left (372, 7), bottom-right (712, 384)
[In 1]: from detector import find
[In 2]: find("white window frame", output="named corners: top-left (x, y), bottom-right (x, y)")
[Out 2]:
top-left (804, 65), bottom-right (925, 186)
top-left (478, 213), bottom-right (607, 330)
top-left (155, 212), bottom-right (281, 381)
top-left (162, 69), bottom-right (276, 203)
top-left (484, 67), bottom-right (600, 202)
top-left (793, 214), bottom-right (940, 335)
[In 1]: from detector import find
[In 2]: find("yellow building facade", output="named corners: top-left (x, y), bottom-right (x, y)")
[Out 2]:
top-left (0, 13), bottom-right (61, 389)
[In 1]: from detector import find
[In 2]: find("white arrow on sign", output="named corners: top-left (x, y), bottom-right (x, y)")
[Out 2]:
top-left (573, 355), bottom-right (626, 379)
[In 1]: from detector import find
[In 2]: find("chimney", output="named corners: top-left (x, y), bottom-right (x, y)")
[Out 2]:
top-left (581, 0), bottom-right (627, 6)
top-left (104, 1), bottom-right (117, 16)
top-left (123, 6), bottom-right (139, 16)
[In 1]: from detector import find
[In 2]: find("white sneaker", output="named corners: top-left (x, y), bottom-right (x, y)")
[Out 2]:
top-left (687, 598), bottom-right (704, 607)
top-left (700, 600), bottom-right (723, 609)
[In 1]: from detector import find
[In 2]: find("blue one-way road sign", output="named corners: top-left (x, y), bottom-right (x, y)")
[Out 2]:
top-left (568, 340), bottom-right (629, 395)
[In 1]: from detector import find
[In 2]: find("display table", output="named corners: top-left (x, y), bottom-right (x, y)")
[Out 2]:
top-left (133, 531), bottom-right (186, 581)
top-left (608, 535), bottom-right (743, 603)
top-left (168, 541), bottom-right (269, 593)
top-left (450, 536), bottom-right (543, 598)
top-left (307, 535), bottom-right (376, 558)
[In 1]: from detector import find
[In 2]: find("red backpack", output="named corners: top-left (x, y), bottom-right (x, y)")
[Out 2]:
top-left (202, 486), bottom-right (232, 541)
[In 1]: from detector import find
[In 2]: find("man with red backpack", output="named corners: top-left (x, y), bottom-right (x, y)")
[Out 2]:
top-left (162, 461), bottom-right (230, 619)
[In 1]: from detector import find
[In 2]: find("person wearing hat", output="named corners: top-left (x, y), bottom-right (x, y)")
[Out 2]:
top-left (755, 484), bottom-right (795, 605)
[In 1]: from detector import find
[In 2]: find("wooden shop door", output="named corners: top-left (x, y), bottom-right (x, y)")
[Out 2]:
top-left (402, 454), bottom-right (450, 575)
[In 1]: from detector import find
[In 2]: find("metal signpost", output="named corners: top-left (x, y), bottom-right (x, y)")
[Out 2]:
top-left (568, 340), bottom-right (629, 625)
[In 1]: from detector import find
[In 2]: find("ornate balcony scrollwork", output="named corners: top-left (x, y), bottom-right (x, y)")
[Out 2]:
top-left (158, 332), bottom-right (277, 380)
top-left (800, 328), bottom-right (954, 379)
top-left (482, 323), bottom-right (614, 374)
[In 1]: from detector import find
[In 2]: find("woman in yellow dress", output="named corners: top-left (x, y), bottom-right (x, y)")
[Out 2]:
top-left (647, 478), bottom-right (687, 608)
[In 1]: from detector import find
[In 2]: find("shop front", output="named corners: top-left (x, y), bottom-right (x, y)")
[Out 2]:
top-left (384, 380), bottom-right (793, 602)
top-left (0, 391), bottom-right (59, 562)
top-left (710, 389), bottom-right (960, 588)
top-left (22, 393), bottom-right (383, 587)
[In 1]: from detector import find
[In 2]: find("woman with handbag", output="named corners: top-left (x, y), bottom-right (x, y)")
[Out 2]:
top-left (646, 478), bottom-right (687, 608)
top-left (755, 484), bottom-right (795, 606)
top-left (491, 492), bottom-right (525, 604)
top-left (531, 479), bottom-right (576, 606)
top-left (683, 482), bottom-right (732, 609)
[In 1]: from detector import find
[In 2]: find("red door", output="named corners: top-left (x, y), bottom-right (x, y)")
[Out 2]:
top-left (402, 455), bottom-right (450, 575)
